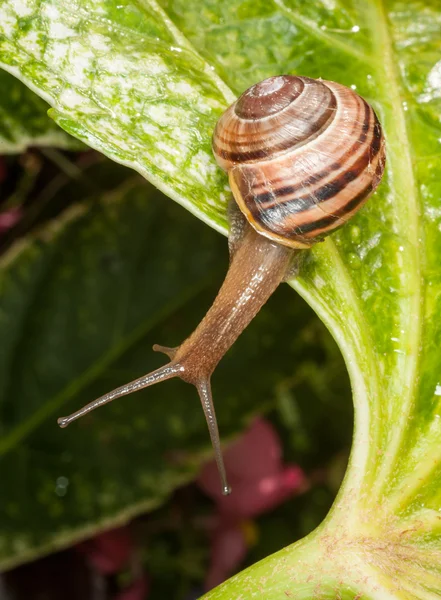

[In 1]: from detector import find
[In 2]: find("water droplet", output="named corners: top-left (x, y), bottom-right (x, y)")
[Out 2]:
top-left (350, 84), bottom-right (357, 90)
top-left (55, 476), bottom-right (69, 497)
top-left (314, 275), bottom-right (326, 289)
top-left (350, 225), bottom-right (361, 244)
top-left (347, 253), bottom-right (361, 269)
top-left (351, 25), bottom-right (360, 32)
top-left (435, 384), bottom-right (441, 396)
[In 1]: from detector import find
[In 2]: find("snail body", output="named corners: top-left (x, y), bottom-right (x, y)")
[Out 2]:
top-left (58, 76), bottom-right (386, 495)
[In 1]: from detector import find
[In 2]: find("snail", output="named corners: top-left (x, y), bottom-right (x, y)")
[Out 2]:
top-left (58, 75), bottom-right (386, 495)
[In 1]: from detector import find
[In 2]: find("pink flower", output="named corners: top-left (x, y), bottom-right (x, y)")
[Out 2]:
top-left (198, 418), bottom-right (307, 590)
top-left (76, 526), bottom-right (148, 599)
top-left (0, 207), bottom-right (22, 235)
top-left (76, 526), bottom-right (133, 575)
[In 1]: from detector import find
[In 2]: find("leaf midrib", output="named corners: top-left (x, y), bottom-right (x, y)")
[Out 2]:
top-left (291, 239), bottom-right (380, 528)
top-left (365, 0), bottom-right (422, 504)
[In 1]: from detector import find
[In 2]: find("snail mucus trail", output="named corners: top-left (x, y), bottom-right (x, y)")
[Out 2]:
top-left (58, 75), bottom-right (386, 495)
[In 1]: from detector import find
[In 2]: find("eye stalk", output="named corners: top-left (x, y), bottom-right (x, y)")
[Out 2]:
top-left (58, 75), bottom-right (386, 495)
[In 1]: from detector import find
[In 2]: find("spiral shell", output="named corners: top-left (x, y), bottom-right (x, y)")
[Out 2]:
top-left (212, 75), bottom-right (386, 249)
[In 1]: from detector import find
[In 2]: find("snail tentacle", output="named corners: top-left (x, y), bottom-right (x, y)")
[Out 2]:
top-left (197, 379), bottom-right (231, 496)
top-left (57, 364), bottom-right (180, 428)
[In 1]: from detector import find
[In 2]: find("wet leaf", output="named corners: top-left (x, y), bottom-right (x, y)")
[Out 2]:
top-left (0, 0), bottom-right (234, 231)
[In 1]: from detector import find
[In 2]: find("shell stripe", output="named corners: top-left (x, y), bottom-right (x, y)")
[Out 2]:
top-left (213, 93), bottom-right (336, 149)
top-left (213, 87), bottom-right (337, 165)
top-left (228, 171), bottom-right (314, 249)
top-left (266, 146), bottom-right (383, 240)
top-left (242, 91), bottom-right (368, 202)
top-left (257, 113), bottom-right (381, 218)
top-left (253, 99), bottom-right (374, 206)
top-left (298, 179), bottom-right (376, 236)
top-left (278, 141), bottom-right (384, 240)
top-left (212, 100), bottom-right (336, 165)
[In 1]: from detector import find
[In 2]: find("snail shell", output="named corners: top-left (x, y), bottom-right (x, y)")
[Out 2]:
top-left (213, 75), bottom-right (385, 249)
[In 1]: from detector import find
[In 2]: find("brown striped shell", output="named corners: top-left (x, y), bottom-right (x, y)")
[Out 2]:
top-left (212, 75), bottom-right (386, 249)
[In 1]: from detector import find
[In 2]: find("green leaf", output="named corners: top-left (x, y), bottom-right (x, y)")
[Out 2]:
top-left (0, 70), bottom-right (80, 152)
top-left (191, 1), bottom-right (441, 597)
top-left (1, 0), bottom-right (441, 597)
top-left (0, 0), bottom-right (234, 231)
top-left (0, 172), bottom-right (336, 570)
